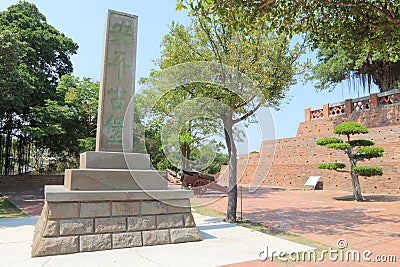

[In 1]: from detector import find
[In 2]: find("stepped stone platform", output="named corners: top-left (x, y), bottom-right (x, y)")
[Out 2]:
top-left (31, 152), bottom-right (202, 257)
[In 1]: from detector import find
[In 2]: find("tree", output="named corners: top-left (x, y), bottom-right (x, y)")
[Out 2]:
top-left (0, 1), bottom-right (78, 174)
top-left (178, 1), bottom-right (400, 92)
top-left (143, 12), bottom-right (304, 222)
top-left (316, 122), bottom-right (384, 201)
top-left (137, 73), bottom-right (222, 171)
top-left (0, 1), bottom-right (78, 103)
top-left (25, 75), bottom-right (99, 170)
top-left (0, 30), bottom-right (32, 174)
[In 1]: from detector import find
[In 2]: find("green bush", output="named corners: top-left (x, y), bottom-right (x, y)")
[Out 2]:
top-left (318, 163), bottom-right (346, 170)
top-left (333, 122), bottom-right (368, 135)
top-left (316, 137), bottom-right (343, 145)
top-left (356, 146), bottom-right (384, 159)
top-left (326, 143), bottom-right (350, 150)
top-left (352, 166), bottom-right (383, 176)
top-left (348, 139), bottom-right (375, 147)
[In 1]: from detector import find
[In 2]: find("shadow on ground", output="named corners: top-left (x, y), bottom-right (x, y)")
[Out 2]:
top-left (334, 195), bottom-right (400, 202)
top-left (245, 206), bottom-right (400, 237)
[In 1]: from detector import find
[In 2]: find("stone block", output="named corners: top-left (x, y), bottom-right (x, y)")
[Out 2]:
top-left (80, 151), bottom-right (151, 170)
top-left (142, 229), bottom-right (170, 246)
top-left (80, 234), bottom-right (112, 252)
top-left (112, 232), bottom-right (142, 249)
top-left (32, 236), bottom-right (78, 257)
top-left (45, 185), bottom-right (194, 202)
top-left (156, 214), bottom-right (184, 229)
top-left (43, 220), bottom-right (59, 237)
top-left (95, 217), bottom-right (126, 233)
top-left (112, 201), bottom-right (140, 216)
top-left (141, 201), bottom-right (167, 215)
top-left (167, 199), bottom-right (191, 213)
top-left (64, 169), bottom-right (167, 191)
top-left (47, 202), bottom-right (79, 219)
top-left (127, 216), bottom-right (156, 231)
top-left (170, 228), bottom-right (202, 243)
top-left (33, 205), bottom-right (47, 239)
top-left (80, 202), bottom-right (110, 217)
top-left (183, 213), bottom-right (196, 227)
top-left (60, 219), bottom-right (93, 235)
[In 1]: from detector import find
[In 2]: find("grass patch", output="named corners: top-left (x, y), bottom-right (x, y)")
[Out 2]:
top-left (237, 219), bottom-right (327, 249)
top-left (0, 195), bottom-right (27, 218)
top-left (237, 220), bottom-right (330, 263)
top-left (191, 204), bottom-right (226, 219)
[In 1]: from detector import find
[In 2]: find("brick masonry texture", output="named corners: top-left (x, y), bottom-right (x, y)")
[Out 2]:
top-left (127, 216), bottom-right (156, 231)
top-left (220, 97), bottom-right (400, 194)
top-left (32, 199), bottom-right (202, 257)
top-left (80, 202), bottom-right (111, 217)
top-left (0, 175), bottom-right (63, 189)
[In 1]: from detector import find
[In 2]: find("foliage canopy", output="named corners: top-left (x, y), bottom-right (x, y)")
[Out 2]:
top-left (177, 0), bottom-right (400, 91)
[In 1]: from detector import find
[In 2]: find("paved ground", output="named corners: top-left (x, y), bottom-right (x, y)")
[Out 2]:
top-left (2, 188), bottom-right (45, 217)
top-left (0, 203), bottom-right (312, 266)
top-left (1, 186), bottom-right (399, 266)
top-left (193, 186), bottom-right (400, 266)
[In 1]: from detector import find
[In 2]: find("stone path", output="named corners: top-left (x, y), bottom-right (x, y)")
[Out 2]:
top-left (193, 186), bottom-right (400, 266)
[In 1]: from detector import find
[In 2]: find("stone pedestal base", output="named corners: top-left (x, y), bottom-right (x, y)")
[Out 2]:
top-left (32, 186), bottom-right (202, 257)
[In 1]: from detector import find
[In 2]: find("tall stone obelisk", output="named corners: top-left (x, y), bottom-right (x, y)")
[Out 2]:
top-left (96, 10), bottom-right (136, 152)
top-left (31, 10), bottom-right (202, 257)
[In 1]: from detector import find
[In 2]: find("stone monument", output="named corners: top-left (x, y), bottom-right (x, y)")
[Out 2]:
top-left (31, 10), bottom-right (202, 257)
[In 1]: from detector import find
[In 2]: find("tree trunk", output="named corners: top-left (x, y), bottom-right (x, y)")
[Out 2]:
top-left (359, 59), bottom-right (400, 92)
top-left (4, 130), bottom-right (12, 175)
top-left (346, 135), bottom-right (363, 201)
top-left (351, 171), bottom-right (363, 201)
top-left (181, 142), bottom-right (190, 170)
top-left (223, 115), bottom-right (237, 223)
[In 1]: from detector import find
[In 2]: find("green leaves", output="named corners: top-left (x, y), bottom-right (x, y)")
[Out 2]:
top-left (316, 137), bottom-right (343, 146)
top-left (0, 1), bottom-right (78, 105)
top-left (318, 163), bottom-right (346, 170)
top-left (184, 0), bottom-right (400, 92)
top-left (316, 136), bottom-right (349, 150)
top-left (352, 166), bottom-right (383, 177)
top-left (326, 143), bottom-right (350, 150)
top-left (348, 139), bottom-right (375, 147)
top-left (333, 122), bottom-right (369, 135)
top-left (356, 146), bottom-right (384, 159)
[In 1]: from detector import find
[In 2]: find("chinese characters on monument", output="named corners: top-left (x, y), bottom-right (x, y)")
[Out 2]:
top-left (96, 10), bottom-right (137, 152)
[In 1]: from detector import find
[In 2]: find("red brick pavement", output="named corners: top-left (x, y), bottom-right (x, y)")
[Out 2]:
top-left (193, 186), bottom-right (400, 267)
top-left (1, 188), bottom-right (44, 217)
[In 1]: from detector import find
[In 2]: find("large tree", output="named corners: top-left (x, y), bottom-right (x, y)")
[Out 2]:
top-left (178, 1), bottom-right (400, 92)
top-left (143, 13), bottom-right (304, 221)
top-left (136, 73), bottom-right (223, 172)
top-left (25, 75), bottom-right (99, 171)
top-left (0, 2), bottom-right (78, 174)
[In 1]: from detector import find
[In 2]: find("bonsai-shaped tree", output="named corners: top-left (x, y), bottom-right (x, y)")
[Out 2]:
top-left (316, 122), bottom-right (384, 201)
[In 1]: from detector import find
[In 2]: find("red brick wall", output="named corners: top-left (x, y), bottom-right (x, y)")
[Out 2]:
top-left (0, 175), bottom-right (64, 189)
top-left (220, 93), bottom-right (400, 194)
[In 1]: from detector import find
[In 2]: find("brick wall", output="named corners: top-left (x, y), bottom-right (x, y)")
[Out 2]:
top-left (0, 175), bottom-right (64, 189)
top-left (220, 90), bottom-right (400, 194)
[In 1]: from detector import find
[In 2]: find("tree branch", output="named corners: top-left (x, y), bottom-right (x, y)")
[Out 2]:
top-left (333, 169), bottom-right (351, 174)
top-left (233, 102), bottom-right (262, 124)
